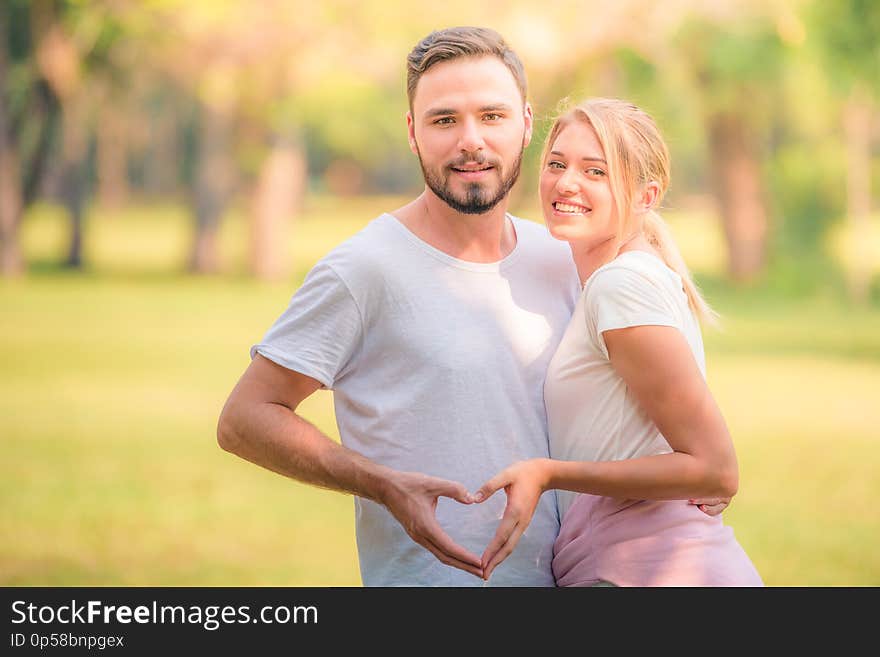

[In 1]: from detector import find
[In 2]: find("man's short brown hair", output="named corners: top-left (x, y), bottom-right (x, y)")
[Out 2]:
top-left (406, 26), bottom-right (528, 110)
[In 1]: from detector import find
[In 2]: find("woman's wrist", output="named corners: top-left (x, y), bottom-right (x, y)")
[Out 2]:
top-left (536, 457), bottom-right (558, 492)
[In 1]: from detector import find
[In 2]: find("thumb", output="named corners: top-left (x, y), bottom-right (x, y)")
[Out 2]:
top-left (434, 479), bottom-right (474, 505)
top-left (473, 475), bottom-right (506, 503)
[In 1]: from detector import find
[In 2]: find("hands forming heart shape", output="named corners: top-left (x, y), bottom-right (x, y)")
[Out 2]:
top-left (382, 461), bottom-right (731, 582)
top-left (380, 461), bottom-right (549, 581)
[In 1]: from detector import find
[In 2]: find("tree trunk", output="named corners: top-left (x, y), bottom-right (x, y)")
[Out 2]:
top-left (843, 87), bottom-right (873, 304)
top-left (249, 137), bottom-right (305, 280)
top-left (144, 100), bottom-right (180, 197)
top-left (189, 103), bottom-right (235, 274)
top-left (96, 103), bottom-right (129, 209)
top-left (0, 119), bottom-right (24, 276)
top-left (707, 112), bottom-right (768, 282)
top-left (31, 0), bottom-right (89, 269)
top-left (60, 96), bottom-right (90, 269)
top-left (22, 80), bottom-right (58, 206)
top-left (0, 8), bottom-right (24, 276)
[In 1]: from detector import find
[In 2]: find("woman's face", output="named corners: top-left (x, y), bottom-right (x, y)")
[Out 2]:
top-left (539, 120), bottom-right (617, 249)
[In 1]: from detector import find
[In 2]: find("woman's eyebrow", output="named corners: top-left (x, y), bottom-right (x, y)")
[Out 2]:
top-left (549, 150), bottom-right (607, 163)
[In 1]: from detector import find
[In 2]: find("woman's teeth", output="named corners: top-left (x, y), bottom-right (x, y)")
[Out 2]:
top-left (555, 202), bottom-right (587, 214)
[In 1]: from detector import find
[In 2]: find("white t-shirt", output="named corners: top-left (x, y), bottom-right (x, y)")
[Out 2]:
top-left (544, 251), bottom-right (706, 520)
top-left (252, 213), bottom-right (579, 586)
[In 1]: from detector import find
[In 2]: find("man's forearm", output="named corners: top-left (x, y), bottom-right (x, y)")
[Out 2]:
top-left (218, 390), bottom-right (484, 576)
top-left (217, 400), bottom-right (391, 504)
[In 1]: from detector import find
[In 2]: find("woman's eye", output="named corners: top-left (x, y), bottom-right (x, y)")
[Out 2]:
top-left (586, 167), bottom-right (606, 177)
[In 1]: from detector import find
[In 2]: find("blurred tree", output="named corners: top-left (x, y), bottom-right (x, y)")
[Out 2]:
top-left (94, 94), bottom-right (129, 209)
top-left (0, 4), bottom-right (26, 276)
top-left (31, 0), bottom-right (89, 269)
top-left (291, 76), bottom-right (414, 194)
top-left (674, 11), bottom-right (789, 282)
top-left (31, 0), bottom-right (128, 268)
top-left (146, 0), bottom-right (433, 278)
top-left (146, 0), bottom-right (333, 278)
top-left (0, 0), bottom-right (59, 276)
top-left (249, 135), bottom-right (304, 280)
top-left (190, 99), bottom-right (236, 274)
top-left (755, 10), bottom-right (845, 299)
top-left (9, 0), bottom-right (862, 288)
top-left (810, 0), bottom-right (880, 302)
top-left (513, 0), bottom-right (702, 211)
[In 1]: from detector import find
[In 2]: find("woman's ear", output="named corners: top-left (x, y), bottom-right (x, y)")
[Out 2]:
top-left (635, 181), bottom-right (661, 214)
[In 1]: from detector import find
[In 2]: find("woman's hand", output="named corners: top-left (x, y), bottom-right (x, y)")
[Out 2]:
top-left (689, 496), bottom-right (731, 516)
top-left (473, 458), bottom-right (553, 581)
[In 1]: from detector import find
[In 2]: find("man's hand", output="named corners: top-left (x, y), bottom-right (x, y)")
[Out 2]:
top-left (379, 470), bottom-right (483, 578)
top-left (689, 496), bottom-right (731, 516)
top-left (473, 459), bottom-right (551, 581)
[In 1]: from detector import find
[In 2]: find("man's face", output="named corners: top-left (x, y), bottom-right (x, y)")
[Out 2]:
top-left (407, 55), bottom-right (533, 214)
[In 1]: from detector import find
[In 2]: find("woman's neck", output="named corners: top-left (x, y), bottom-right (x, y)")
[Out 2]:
top-left (570, 232), bottom-right (655, 284)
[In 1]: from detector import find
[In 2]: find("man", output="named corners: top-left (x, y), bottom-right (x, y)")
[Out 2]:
top-left (217, 26), bottom-right (725, 586)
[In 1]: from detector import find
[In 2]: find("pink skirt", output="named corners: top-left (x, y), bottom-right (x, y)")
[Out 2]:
top-left (552, 494), bottom-right (763, 587)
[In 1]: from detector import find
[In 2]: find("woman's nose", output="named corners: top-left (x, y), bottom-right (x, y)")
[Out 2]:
top-left (556, 170), bottom-right (578, 194)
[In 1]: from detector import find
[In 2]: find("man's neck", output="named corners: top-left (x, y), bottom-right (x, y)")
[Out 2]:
top-left (391, 190), bottom-right (516, 263)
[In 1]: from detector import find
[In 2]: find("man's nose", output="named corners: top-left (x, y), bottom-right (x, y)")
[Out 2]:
top-left (458, 117), bottom-right (486, 153)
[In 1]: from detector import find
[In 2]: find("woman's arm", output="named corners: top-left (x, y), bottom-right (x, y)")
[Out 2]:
top-left (475, 323), bottom-right (738, 579)
top-left (547, 323), bottom-right (738, 500)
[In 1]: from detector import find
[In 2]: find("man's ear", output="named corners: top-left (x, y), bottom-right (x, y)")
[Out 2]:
top-left (406, 111), bottom-right (418, 155)
top-left (523, 102), bottom-right (534, 148)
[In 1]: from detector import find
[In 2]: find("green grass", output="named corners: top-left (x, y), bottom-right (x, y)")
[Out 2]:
top-left (0, 275), bottom-right (357, 585)
top-left (2, 198), bottom-right (879, 586)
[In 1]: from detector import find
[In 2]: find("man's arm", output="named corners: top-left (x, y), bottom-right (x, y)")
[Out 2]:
top-left (216, 353), bottom-right (483, 577)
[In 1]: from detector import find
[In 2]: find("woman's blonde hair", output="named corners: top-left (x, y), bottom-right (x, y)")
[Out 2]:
top-left (542, 97), bottom-right (718, 326)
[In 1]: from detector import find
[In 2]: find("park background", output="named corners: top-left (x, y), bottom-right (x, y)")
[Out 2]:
top-left (1, 0), bottom-right (878, 586)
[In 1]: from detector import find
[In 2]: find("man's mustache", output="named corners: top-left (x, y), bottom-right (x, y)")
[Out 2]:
top-left (447, 154), bottom-right (501, 169)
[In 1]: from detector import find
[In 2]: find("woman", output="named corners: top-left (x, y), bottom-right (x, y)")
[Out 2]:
top-left (474, 98), bottom-right (763, 586)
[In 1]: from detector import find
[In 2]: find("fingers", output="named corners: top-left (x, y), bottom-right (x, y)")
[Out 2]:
top-left (473, 474), bottom-right (508, 503)
top-left (480, 495), bottom-right (529, 581)
top-left (420, 534), bottom-right (484, 579)
top-left (689, 497), bottom-right (724, 506)
top-left (446, 482), bottom-right (476, 505)
top-left (483, 523), bottom-right (525, 581)
top-left (689, 497), bottom-right (730, 517)
top-left (697, 502), bottom-right (728, 516)
top-left (425, 476), bottom-right (475, 505)
top-left (410, 513), bottom-right (483, 578)
top-left (425, 520), bottom-right (483, 569)
top-left (480, 511), bottom-right (518, 569)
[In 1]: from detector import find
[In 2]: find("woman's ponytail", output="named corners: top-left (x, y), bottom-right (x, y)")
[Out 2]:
top-left (643, 210), bottom-right (719, 327)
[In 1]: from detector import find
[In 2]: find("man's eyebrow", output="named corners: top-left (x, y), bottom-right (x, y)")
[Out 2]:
top-left (424, 107), bottom-right (457, 118)
top-left (480, 104), bottom-right (513, 113)
top-left (424, 103), bottom-right (515, 118)
top-left (549, 150), bottom-right (607, 164)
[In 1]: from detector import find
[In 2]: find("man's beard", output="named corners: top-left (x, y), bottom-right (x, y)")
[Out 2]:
top-left (417, 147), bottom-right (524, 215)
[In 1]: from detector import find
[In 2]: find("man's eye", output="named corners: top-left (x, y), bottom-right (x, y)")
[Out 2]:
top-left (434, 117), bottom-right (454, 125)
top-left (484, 113), bottom-right (502, 121)
top-left (548, 161), bottom-right (565, 169)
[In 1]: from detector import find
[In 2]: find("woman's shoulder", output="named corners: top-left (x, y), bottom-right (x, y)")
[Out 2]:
top-left (583, 251), bottom-right (688, 323)
top-left (589, 251), bottom-right (680, 292)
